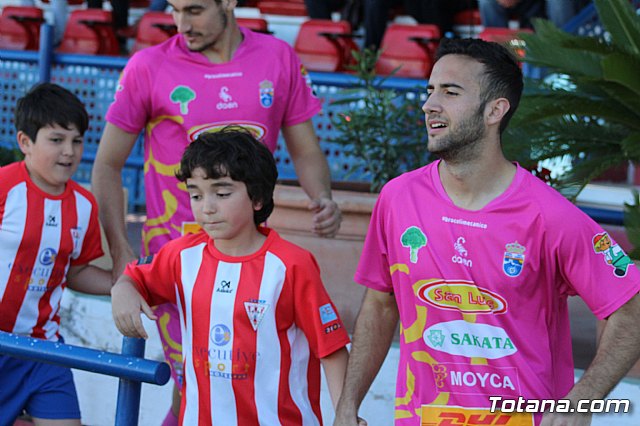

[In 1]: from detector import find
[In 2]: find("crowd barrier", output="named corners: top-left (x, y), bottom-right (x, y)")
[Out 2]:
top-left (0, 331), bottom-right (170, 425)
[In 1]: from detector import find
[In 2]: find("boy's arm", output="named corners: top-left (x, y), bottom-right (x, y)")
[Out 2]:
top-left (66, 264), bottom-right (112, 295)
top-left (111, 275), bottom-right (157, 339)
top-left (321, 346), bottom-right (349, 409)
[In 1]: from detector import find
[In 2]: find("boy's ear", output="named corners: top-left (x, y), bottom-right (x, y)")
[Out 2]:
top-left (253, 200), bottom-right (263, 211)
top-left (16, 131), bottom-right (33, 156)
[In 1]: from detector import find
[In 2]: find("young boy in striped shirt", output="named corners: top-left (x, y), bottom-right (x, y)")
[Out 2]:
top-left (0, 83), bottom-right (112, 425)
top-left (111, 127), bottom-right (350, 425)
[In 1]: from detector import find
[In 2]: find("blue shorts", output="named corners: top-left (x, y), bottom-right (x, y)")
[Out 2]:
top-left (0, 354), bottom-right (81, 423)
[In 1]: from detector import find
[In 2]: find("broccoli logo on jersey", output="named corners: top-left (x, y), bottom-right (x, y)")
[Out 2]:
top-left (170, 85), bottom-right (196, 115)
top-left (593, 232), bottom-right (633, 277)
top-left (401, 226), bottom-right (427, 264)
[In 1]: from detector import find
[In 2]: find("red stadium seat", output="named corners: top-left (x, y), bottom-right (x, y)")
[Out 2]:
top-left (0, 6), bottom-right (45, 51)
top-left (130, 11), bottom-right (176, 53)
top-left (58, 9), bottom-right (120, 55)
top-left (258, 0), bottom-right (307, 16)
top-left (236, 17), bottom-right (270, 33)
top-left (375, 23), bottom-right (440, 79)
top-left (453, 8), bottom-right (482, 26)
top-left (294, 19), bottom-right (359, 72)
top-left (479, 27), bottom-right (533, 60)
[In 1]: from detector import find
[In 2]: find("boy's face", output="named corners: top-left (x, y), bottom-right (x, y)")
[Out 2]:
top-left (186, 167), bottom-right (262, 249)
top-left (17, 123), bottom-right (83, 195)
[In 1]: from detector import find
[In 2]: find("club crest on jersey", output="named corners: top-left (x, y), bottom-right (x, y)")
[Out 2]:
top-left (593, 232), bottom-right (633, 277)
top-left (259, 80), bottom-right (274, 108)
top-left (401, 226), bottom-right (427, 264)
top-left (503, 241), bottom-right (526, 277)
top-left (244, 300), bottom-right (269, 331)
top-left (38, 248), bottom-right (57, 266)
top-left (210, 324), bottom-right (231, 346)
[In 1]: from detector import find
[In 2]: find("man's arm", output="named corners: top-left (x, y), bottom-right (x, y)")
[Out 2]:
top-left (541, 292), bottom-right (640, 426)
top-left (91, 123), bottom-right (139, 281)
top-left (66, 264), bottom-right (112, 295)
top-left (282, 119), bottom-right (341, 238)
top-left (111, 276), bottom-right (157, 339)
top-left (334, 288), bottom-right (399, 426)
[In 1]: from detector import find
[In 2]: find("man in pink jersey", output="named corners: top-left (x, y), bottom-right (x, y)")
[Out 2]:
top-left (111, 128), bottom-right (350, 425)
top-left (0, 83), bottom-right (112, 425)
top-left (91, 0), bottom-right (342, 422)
top-left (334, 38), bottom-right (640, 426)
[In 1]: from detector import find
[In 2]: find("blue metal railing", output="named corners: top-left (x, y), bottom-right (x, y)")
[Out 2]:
top-left (0, 332), bottom-right (170, 425)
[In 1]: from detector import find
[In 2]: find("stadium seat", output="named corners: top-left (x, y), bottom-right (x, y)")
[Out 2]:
top-left (40, 0), bottom-right (84, 5)
top-left (375, 23), bottom-right (440, 79)
top-left (0, 6), bottom-right (45, 51)
top-left (131, 11), bottom-right (176, 53)
top-left (236, 17), bottom-right (271, 33)
top-left (479, 27), bottom-right (533, 60)
top-left (294, 19), bottom-right (359, 72)
top-left (58, 9), bottom-right (120, 55)
top-left (453, 8), bottom-right (482, 26)
top-left (258, 0), bottom-right (307, 16)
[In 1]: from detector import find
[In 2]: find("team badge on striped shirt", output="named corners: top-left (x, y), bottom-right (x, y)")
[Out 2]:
top-left (244, 301), bottom-right (269, 331)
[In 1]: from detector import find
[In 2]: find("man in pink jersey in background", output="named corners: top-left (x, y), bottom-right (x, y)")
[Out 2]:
top-left (91, 0), bottom-right (342, 423)
top-left (334, 38), bottom-right (640, 426)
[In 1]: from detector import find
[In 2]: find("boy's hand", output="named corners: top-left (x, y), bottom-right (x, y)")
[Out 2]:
top-left (111, 279), bottom-right (157, 339)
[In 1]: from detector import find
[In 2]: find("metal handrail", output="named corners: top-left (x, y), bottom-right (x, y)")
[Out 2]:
top-left (0, 332), bottom-right (170, 425)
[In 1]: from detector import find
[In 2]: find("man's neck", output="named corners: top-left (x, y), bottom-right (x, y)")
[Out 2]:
top-left (201, 25), bottom-right (243, 64)
top-left (438, 142), bottom-right (517, 211)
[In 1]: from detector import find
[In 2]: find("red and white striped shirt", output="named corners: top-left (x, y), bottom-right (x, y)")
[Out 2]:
top-left (0, 161), bottom-right (103, 341)
top-left (125, 228), bottom-right (350, 425)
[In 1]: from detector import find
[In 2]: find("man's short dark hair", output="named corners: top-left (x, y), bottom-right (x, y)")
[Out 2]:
top-left (176, 126), bottom-right (278, 225)
top-left (435, 38), bottom-right (524, 133)
top-left (14, 83), bottom-right (89, 141)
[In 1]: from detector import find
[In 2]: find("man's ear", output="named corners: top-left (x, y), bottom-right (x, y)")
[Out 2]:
top-left (253, 200), bottom-right (263, 211)
top-left (485, 98), bottom-right (511, 127)
top-left (16, 131), bottom-right (33, 156)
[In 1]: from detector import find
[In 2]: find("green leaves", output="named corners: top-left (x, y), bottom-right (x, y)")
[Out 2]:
top-left (331, 48), bottom-right (432, 192)
top-left (506, 0), bottom-right (640, 198)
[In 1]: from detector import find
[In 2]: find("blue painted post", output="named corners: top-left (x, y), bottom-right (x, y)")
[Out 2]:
top-left (38, 23), bottom-right (54, 83)
top-left (115, 337), bottom-right (146, 426)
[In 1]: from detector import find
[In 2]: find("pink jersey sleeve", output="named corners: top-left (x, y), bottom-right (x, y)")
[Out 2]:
top-left (545, 201), bottom-right (640, 319)
top-left (354, 187), bottom-right (394, 293)
top-left (105, 51), bottom-right (154, 134)
top-left (293, 251), bottom-right (350, 358)
top-left (279, 45), bottom-right (322, 128)
top-left (124, 241), bottom-right (180, 306)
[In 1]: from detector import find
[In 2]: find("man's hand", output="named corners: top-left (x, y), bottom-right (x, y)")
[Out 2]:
top-left (308, 197), bottom-right (341, 237)
top-left (540, 411), bottom-right (592, 426)
top-left (333, 412), bottom-right (368, 426)
top-left (111, 279), bottom-right (157, 339)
